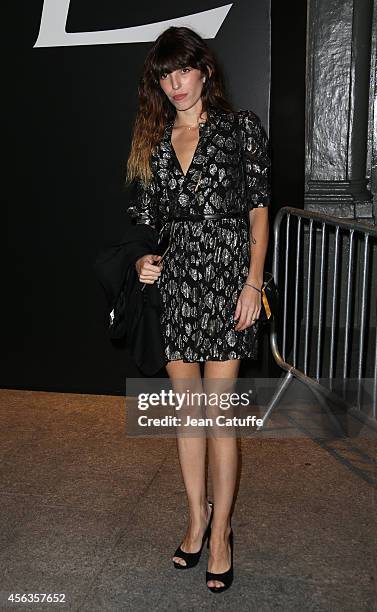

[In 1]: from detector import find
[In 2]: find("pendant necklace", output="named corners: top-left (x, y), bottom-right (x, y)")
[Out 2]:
top-left (173, 115), bottom-right (207, 130)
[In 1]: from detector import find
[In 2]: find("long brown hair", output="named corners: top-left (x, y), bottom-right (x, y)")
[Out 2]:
top-left (126, 26), bottom-right (233, 186)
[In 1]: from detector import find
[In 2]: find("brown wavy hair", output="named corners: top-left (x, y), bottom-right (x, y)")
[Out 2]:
top-left (126, 26), bottom-right (233, 186)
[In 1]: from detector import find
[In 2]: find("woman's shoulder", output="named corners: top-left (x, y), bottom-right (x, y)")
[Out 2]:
top-left (211, 106), bottom-right (260, 119)
top-left (234, 109), bottom-right (268, 147)
top-left (211, 107), bottom-right (263, 132)
top-left (235, 108), bottom-right (263, 128)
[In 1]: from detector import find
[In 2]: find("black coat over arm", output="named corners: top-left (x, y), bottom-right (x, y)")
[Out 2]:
top-left (93, 222), bottom-right (168, 376)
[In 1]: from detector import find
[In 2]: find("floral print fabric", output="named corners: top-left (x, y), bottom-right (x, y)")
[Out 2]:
top-left (126, 107), bottom-right (271, 362)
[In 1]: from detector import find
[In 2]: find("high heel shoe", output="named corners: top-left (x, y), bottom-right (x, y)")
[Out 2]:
top-left (172, 501), bottom-right (214, 569)
top-left (206, 529), bottom-right (234, 593)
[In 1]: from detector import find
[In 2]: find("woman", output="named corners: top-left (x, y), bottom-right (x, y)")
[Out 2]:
top-left (126, 26), bottom-right (270, 592)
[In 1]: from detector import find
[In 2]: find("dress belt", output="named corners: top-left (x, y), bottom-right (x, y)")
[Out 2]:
top-left (154, 211), bottom-right (246, 270)
top-left (167, 210), bottom-right (245, 221)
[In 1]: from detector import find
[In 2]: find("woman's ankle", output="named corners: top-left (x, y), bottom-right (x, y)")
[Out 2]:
top-left (209, 522), bottom-right (232, 540)
top-left (188, 499), bottom-right (211, 522)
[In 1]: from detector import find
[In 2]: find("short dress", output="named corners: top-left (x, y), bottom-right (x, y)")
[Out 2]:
top-left (126, 107), bottom-right (271, 363)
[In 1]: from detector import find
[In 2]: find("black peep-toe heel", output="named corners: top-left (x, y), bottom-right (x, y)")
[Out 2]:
top-left (206, 529), bottom-right (234, 593)
top-left (173, 501), bottom-right (214, 570)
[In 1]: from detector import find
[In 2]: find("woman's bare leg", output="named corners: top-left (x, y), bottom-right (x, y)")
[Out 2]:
top-left (203, 359), bottom-right (241, 588)
top-left (166, 360), bottom-right (211, 567)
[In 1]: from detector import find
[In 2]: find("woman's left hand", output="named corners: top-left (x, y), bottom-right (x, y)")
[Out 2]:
top-left (233, 284), bottom-right (262, 331)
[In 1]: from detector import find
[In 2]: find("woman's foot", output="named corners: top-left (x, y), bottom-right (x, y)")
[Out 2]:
top-left (206, 525), bottom-right (232, 589)
top-left (172, 500), bottom-right (213, 567)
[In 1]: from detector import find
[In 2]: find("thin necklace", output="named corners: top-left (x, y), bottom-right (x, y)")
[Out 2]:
top-left (173, 115), bottom-right (207, 130)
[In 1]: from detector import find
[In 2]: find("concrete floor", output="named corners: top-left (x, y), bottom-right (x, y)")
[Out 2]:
top-left (0, 388), bottom-right (376, 611)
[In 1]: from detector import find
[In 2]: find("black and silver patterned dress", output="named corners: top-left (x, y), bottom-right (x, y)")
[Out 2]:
top-left (126, 107), bottom-right (271, 363)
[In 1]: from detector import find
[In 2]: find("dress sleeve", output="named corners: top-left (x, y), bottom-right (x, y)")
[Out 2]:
top-left (237, 109), bottom-right (271, 210)
top-left (125, 175), bottom-right (159, 230)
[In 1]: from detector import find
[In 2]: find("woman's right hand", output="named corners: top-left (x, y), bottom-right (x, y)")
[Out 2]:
top-left (135, 254), bottom-right (163, 284)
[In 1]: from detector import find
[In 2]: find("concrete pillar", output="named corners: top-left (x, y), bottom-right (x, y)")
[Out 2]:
top-left (305, 0), bottom-right (375, 222)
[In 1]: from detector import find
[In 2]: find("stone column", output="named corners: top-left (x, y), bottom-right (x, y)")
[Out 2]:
top-left (305, 0), bottom-right (375, 221)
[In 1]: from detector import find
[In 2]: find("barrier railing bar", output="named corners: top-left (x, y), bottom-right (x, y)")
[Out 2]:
top-left (316, 221), bottom-right (326, 381)
top-left (282, 214), bottom-right (290, 362)
top-left (357, 234), bottom-right (370, 408)
top-left (293, 216), bottom-right (301, 368)
top-left (304, 218), bottom-right (314, 376)
top-left (275, 207), bottom-right (377, 237)
top-left (329, 225), bottom-right (340, 385)
top-left (343, 229), bottom-right (355, 380)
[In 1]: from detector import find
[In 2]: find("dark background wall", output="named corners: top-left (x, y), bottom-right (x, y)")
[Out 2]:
top-left (270, 0), bottom-right (307, 212)
top-left (3, 0), bottom-right (307, 395)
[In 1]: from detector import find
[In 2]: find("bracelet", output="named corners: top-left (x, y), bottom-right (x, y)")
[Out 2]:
top-left (243, 282), bottom-right (262, 293)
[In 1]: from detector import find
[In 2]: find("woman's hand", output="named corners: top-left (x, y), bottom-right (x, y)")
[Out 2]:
top-left (135, 254), bottom-right (163, 284)
top-left (233, 284), bottom-right (262, 331)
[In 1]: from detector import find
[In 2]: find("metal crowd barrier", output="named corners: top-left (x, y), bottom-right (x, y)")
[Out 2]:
top-left (259, 206), bottom-right (377, 432)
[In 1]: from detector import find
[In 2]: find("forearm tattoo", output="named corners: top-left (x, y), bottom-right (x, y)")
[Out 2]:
top-left (250, 233), bottom-right (257, 245)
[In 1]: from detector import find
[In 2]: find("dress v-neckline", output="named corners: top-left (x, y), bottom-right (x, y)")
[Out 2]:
top-left (169, 122), bottom-right (206, 178)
